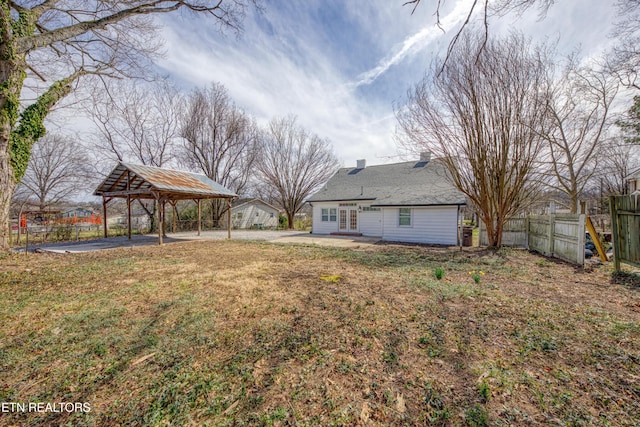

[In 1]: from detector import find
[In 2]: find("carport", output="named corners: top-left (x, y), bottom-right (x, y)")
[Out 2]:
top-left (94, 163), bottom-right (237, 245)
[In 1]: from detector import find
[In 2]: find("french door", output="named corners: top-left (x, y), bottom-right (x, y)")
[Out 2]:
top-left (339, 208), bottom-right (358, 232)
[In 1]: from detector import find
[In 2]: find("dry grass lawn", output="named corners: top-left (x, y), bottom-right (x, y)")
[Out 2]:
top-left (1, 240), bottom-right (639, 426)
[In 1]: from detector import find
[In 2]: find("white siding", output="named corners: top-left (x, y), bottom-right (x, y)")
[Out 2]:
top-left (231, 203), bottom-right (278, 229)
top-left (382, 206), bottom-right (459, 245)
top-left (312, 202), bottom-right (339, 234)
top-left (359, 210), bottom-right (382, 237)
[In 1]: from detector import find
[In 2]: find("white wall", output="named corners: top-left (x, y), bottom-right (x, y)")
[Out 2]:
top-left (359, 210), bottom-right (382, 237)
top-left (232, 203), bottom-right (278, 229)
top-left (382, 206), bottom-right (459, 245)
top-left (312, 202), bottom-right (339, 234)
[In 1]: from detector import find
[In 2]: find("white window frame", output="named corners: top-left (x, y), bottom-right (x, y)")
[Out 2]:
top-left (329, 208), bottom-right (337, 222)
top-left (321, 208), bottom-right (337, 222)
top-left (399, 208), bottom-right (412, 227)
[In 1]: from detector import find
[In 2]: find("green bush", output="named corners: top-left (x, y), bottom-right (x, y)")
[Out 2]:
top-left (54, 225), bottom-right (73, 241)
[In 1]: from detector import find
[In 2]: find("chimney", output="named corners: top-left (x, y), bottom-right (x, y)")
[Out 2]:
top-left (356, 159), bottom-right (366, 169)
top-left (420, 151), bottom-right (431, 162)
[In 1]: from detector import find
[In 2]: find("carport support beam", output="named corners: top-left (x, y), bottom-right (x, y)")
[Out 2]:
top-left (127, 170), bottom-right (132, 240)
top-left (127, 195), bottom-right (132, 240)
top-left (102, 197), bottom-right (108, 238)
top-left (156, 198), bottom-right (163, 245)
top-left (197, 199), bottom-right (201, 236)
top-left (227, 199), bottom-right (231, 240)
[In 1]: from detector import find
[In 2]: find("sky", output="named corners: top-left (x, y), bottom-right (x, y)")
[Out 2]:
top-left (145, 1), bottom-right (616, 168)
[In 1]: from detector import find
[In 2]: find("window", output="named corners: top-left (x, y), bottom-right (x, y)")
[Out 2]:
top-left (321, 208), bottom-right (337, 222)
top-left (361, 206), bottom-right (380, 212)
top-left (399, 208), bottom-right (411, 227)
top-left (270, 213), bottom-right (274, 218)
top-left (256, 212), bottom-right (260, 217)
top-left (234, 212), bottom-right (243, 220)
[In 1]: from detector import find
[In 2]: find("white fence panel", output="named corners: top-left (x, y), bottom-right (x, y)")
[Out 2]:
top-left (480, 214), bottom-right (585, 265)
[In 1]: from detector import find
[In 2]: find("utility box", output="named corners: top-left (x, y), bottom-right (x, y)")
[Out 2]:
top-left (462, 226), bottom-right (473, 247)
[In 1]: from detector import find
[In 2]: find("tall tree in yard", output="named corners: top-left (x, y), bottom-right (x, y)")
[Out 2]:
top-left (14, 133), bottom-right (90, 211)
top-left (180, 82), bottom-right (261, 227)
top-left (258, 116), bottom-right (340, 230)
top-left (540, 60), bottom-right (618, 213)
top-left (396, 32), bottom-right (548, 248)
top-left (0, 1), bottom-right (254, 250)
top-left (90, 79), bottom-right (183, 231)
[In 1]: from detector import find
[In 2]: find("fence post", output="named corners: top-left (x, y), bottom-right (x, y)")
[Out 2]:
top-left (578, 214), bottom-right (586, 266)
top-left (610, 196), bottom-right (621, 273)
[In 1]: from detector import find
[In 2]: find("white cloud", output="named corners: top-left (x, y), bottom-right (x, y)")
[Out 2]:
top-left (352, 0), bottom-right (477, 87)
top-left (153, 0), bottom-right (618, 169)
top-left (156, 13), bottom-right (404, 167)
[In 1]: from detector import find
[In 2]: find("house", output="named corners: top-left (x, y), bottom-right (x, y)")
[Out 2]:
top-left (626, 167), bottom-right (640, 194)
top-left (230, 198), bottom-right (280, 229)
top-left (308, 153), bottom-right (466, 245)
top-left (59, 207), bottom-right (101, 223)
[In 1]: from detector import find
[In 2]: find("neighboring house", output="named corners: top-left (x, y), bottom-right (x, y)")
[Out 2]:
top-left (308, 153), bottom-right (466, 245)
top-left (626, 167), bottom-right (640, 194)
top-left (107, 214), bottom-right (150, 229)
top-left (230, 198), bottom-right (280, 229)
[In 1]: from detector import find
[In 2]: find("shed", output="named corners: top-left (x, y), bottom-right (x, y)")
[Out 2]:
top-left (94, 163), bottom-right (237, 244)
top-left (230, 198), bottom-right (280, 229)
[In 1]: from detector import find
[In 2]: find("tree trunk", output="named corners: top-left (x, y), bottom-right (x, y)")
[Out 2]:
top-left (0, 148), bottom-right (15, 249)
top-left (0, 53), bottom-right (27, 250)
top-left (287, 211), bottom-right (295, 230)
top-left (570, 194), bottom-right (578, 214)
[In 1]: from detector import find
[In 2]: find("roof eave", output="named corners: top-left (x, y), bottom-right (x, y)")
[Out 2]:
top-left (371, 202), bottom-right (467, 207)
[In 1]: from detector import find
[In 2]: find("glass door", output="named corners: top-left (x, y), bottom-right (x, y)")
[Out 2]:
top-left (349, 209), bottom-right (358, 231)
top-left (339, 209), bottom-right (347, 231)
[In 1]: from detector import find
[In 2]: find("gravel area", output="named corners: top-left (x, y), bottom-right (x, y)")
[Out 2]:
top-left (23, 230), bottom-right (380, 253)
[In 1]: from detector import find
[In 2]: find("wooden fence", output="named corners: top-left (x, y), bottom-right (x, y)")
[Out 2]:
top-left (610, 195), bottom-right (640, 271)
top-left (480, 214), bottom-right (586, 265)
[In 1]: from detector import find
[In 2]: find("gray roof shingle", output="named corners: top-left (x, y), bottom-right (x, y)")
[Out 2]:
top-left (308, 159), bottom-right (466, 206)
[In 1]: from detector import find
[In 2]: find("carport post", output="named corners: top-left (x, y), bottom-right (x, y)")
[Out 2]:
top-left (127, 170), bottom-right (132, 240)
top-left (156, 197), bottom-right (163, 245)
top-left (102, 197), bottom-right (108, 238)
top-left (227, 199), bottom-right (231, 240)
top-left (162, 200), bottom-right (167, 238)
top-left (197, 199), bottom-right (201, 236)
top-left (127, 195), bottom-right (132, 240)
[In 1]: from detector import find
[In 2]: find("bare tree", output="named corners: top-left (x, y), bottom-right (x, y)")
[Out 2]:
top-left (92, 79), bottom-right (182, 168)
top-left (180, 82), bottom-right (261, 227)
top-left (0, 1), bottom-right (255, 249)
top-left (14, 134), bottom-right (90, 211)
top-left (540, 59), bottom-right (619, 213)
top-left (404, 0), bottom-right (555, 68)
top-left (610, 1), bottom-right (640, 88)
top-left (90, 79), bottom-right (184, 230)
top-left (396, 32), bottom-right (548, 248)
top-left (599, 136), bottom-right (640, 195)
top-left (258, 116), bottom-right (340, 230)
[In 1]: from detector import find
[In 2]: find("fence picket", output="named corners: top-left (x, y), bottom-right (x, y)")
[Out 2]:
top-left (610, 195), bottom-right (640, 271)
